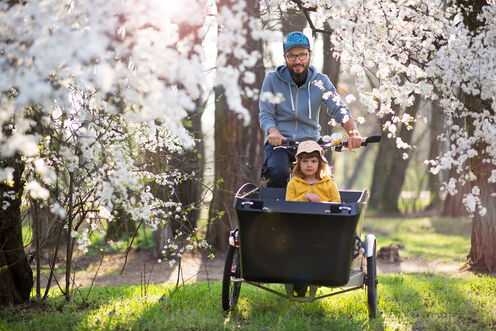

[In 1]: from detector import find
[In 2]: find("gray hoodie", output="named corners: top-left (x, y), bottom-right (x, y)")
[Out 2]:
top-left (259, 64), bottom-right (351, 142)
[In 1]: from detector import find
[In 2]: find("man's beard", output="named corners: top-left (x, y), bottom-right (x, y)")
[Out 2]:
top-left (287, 62), bottom-right (309, 86)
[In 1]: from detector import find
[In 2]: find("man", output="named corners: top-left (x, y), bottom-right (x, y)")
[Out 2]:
top-left (259, 31), bottom-right (363, 188)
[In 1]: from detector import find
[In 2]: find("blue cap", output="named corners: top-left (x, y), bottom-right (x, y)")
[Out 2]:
top-left (283, 32), bottom-right (310, 53)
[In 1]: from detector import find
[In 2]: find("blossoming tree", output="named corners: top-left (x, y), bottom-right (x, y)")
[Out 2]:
top-left (1, 0), bottom-right (495, 306)
top-left (0, 0), bottom-right (264, 304)
top-left (292, 0), bottom-right (495, 272)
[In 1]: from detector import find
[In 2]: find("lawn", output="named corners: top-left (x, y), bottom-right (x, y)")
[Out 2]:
top-left (4, 216), bottom-right (494, 330)
top-left (0, 273), bottom-right (495, 330)
top-left (364, 216), bottom-right (472, 263)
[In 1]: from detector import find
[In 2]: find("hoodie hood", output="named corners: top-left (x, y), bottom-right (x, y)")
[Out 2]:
top-left (293, 176), bottom-right (331, 185)
top-left (275, 64), bottom-right (319, 86)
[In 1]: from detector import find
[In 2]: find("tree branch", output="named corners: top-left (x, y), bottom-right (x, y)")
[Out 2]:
top-left (290, 0), bottom-right (332, 36)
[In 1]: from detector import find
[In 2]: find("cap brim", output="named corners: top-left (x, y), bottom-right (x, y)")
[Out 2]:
top-left (285, 44), bottom-right (310, 53)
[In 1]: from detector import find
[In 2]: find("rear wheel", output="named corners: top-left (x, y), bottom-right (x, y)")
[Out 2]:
top-left (222, 244), bottom-right (241, 311)
top-left (366, 239), bottom-right (378, 319)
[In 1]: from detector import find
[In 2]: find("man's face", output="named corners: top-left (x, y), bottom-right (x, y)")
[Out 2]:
top-left (285, 46), bottom-right (311, 76)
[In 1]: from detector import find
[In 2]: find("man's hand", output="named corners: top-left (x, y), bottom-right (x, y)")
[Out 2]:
top-left (305, 193), bottom-right (321, 202)
top-left (267, 127), bottom-right (284, 146)
top-left (342, 118), bottom-right (363, 150)
top-left (347, 135), bottom-right (363, 150)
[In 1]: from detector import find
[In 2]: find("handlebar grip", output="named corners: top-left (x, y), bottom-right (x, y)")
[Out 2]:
top-left (341, 135), bottom-right (382, 147)
top-left (362, 134), bottom-right (381, 146)
top-left (273, 138), bottom-right (298, 150)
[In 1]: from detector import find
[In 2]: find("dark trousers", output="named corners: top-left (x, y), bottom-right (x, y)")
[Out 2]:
top-left (262, 143), bottom-right (297, 188)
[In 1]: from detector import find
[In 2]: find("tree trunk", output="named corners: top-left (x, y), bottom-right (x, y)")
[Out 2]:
top-left (441, 176), bottom-right (469, 217)
top-left (207, 0), bottom-right (265, 252)
top-left (152, 108), bottom-right (205, 258)
top-left (280, 6), bottom-right (307, 36)
top-left (424, 101), bottom-right (444, 211)
top-left (152, 184), bottom-right (175, 258)
top-left (344, 147), bottom-right (371, 189)
top-left (0, 156), bottom-right (33, 306)
top-left (173, 108), bottom-right (205, 233)
top-left (153, 223), bottom-right (172, 259)
top-left (320, 22), bottom-right (341, 165)
top-left (441, 116), bottom-right (468, 217)
top-left (463, 98), bottom-right (496, 272)
top-left (152, 26), bottom-right (206, 256)
top-left (369, 98), bottom-right (419, 214)
top-left (458, 0), bottom-right (496, 273)
top-left (31, 206), bottom-right (64, 248)
top-left (106, 206), bottom-right (135, 241)
top-left (170, 27), bottom-right (206, 233)
top-left (368, 113), bottom-right (394, 211)
top-left (467, 149), bottom-right (496, 272)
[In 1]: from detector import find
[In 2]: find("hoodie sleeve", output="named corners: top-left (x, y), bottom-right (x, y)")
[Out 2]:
top-left (259, 73), bottom-right (278, 135)
top-left (321, 75), bottom-right (352, 124)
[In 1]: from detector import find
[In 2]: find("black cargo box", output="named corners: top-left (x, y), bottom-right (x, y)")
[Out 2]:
top-left (234, 188), bottom-right (368, 287)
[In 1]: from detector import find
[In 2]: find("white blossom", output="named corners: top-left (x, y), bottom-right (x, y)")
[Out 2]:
top-left (312, 80), bottom-right (325, 90)
top-left (50, 202), bottom-right (66, 219)
top-left (463, 194), bottom-right (477, 213)
top-left (25, 181), bottom-right (50, 200)
top-left (260, 91), bottom-right (285, 104)
top-left (396, 138), bottom-right (410, 149)
top-left (0, 168), bottom-right (14, 185)
top-left (345, 94), bottom-right (356, 104)
top-left (489, 170), bottom-right (496, 183)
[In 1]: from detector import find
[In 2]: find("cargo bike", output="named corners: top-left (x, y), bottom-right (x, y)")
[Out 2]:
top-left (221, 135), bottom-right (381, 319)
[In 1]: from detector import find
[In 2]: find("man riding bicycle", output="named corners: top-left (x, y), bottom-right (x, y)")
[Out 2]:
top-left (259, 31), bottom-right (363, 188)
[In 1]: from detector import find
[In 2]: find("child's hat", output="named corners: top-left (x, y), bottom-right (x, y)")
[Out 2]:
top-left (296, 140), bottom-right (328, 163)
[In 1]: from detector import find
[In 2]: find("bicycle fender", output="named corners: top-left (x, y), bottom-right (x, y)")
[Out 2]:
top-left (364, 234), bottom-right (376, 258)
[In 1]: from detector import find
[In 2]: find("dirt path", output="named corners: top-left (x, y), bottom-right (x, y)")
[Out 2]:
top-left (65, 250), bottom-right (225, 288)
top-left (55, 250), bottom-right (462, 289)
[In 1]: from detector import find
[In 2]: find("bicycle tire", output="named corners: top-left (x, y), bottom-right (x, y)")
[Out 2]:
top-left (222, 244), bottom-right (241, 311)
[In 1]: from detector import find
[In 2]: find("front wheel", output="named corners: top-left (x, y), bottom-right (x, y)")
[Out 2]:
top-left (222, 244), bottom-right (241, 311)
top-left (366, 238), bottom-right (378, 319)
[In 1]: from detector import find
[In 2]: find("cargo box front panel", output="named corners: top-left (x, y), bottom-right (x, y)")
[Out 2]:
top-left (235, 200), bottom-right (362, 287)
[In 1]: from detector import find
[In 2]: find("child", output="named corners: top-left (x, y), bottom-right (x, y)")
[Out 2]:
top-left (286, 140), bottom-right (341, 203)
top-left (286, 140), bottom-right (340, 297)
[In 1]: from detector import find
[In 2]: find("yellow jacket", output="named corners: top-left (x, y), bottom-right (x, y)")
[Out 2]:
top-left (286, 176), bottom-right (341, 203)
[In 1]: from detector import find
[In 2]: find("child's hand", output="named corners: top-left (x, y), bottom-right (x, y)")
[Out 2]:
top-left (305, 193), bottom-right (321, 202)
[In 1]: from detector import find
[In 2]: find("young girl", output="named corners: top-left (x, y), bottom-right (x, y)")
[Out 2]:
top-left (286, 140), bottom-right (341, 203)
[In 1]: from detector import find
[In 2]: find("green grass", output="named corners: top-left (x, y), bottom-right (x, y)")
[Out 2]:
top-left (85, 223), bottom-right (155, 257)
top-left (22, 221), bottom-right (155, 258)
top-left (1, 274), bottom-right (495, 330)
top-left (7, 216), bottom-right (485, 330)
top-left (364, 217), bottom-right (471, 263)
top-left (22, 224), bottom-right (33, 247)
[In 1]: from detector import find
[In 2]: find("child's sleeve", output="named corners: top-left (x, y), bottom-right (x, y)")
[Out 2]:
top-left (286, 179), bottom-right (308, 201)
top-left (329, 179), bottom-right (341, 203)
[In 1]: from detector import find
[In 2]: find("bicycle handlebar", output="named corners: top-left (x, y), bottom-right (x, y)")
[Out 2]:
top-left (274, 134), bottom-right (381, 152)
top-left (322, 134), bottom-right (381, 151)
